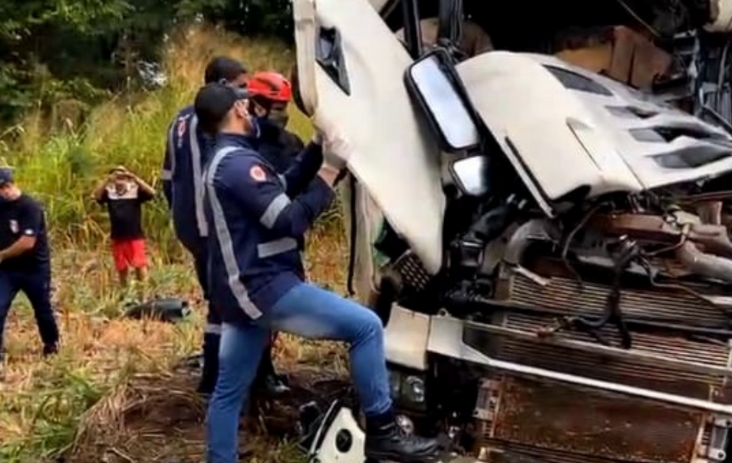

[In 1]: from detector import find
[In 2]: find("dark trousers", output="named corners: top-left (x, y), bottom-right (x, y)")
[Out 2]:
top-left (0, 266), bottom-right (59, 353)
top-left (190, 243), bottom-right (221, 328)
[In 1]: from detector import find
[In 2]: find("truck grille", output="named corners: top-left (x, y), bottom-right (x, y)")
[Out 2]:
top-left (482, 377), bottom-right (702, 463)
top-left (464, 261), bottom-right (732, 463)
top-left (497, 312), bottom-right (729, 395)
top-left (507, 270), bottom-right (729, 328)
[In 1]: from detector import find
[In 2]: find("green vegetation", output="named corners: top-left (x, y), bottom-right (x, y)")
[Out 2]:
top-left (0, 25), bottom-right (347, 463)
top-left (3, 24), bottom-right (311, 253)
top-left (0, 0), bottom-right (296, 125)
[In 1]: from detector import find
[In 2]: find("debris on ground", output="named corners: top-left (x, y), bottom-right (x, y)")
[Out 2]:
top-left (123, 297), bottom-right (191, 323)
top-left (66, 366), bottom-right (349, 463)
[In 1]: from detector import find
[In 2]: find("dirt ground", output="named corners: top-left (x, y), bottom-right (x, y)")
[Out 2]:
top-left (66, 355), bottom-right (351, 463)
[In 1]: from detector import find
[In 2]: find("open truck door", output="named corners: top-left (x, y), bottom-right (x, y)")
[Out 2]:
top-left (293, 0), bottom-right (445, 304)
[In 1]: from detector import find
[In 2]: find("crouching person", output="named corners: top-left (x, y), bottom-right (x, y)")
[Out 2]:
top-left (194, 82), bottom-right (439, 463)
top-left (0, 168), bottom-right (60, 360)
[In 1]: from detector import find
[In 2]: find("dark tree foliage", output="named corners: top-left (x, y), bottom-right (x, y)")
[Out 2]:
top-left (0, 0), bottom-right (295, 125)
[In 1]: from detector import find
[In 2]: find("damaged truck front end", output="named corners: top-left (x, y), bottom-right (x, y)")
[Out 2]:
top-left (294, 0), bottom-right (732, 462)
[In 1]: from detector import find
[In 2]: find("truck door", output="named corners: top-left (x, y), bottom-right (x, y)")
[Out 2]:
top-left (293, 0), bottom-right (445, 302)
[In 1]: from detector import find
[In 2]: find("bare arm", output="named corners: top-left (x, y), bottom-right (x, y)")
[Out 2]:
top-left (93, 177), bottom-right (110, 202)
top-left (0, 201), bottom-right (43, 262)
top-left (0, 236), bottom-right (36, 262)
top-left (130, 173), bottom-right (156, 197)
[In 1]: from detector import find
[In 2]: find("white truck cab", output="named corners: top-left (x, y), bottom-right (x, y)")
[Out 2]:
top-left (293, 1), bottom-right (732, 462)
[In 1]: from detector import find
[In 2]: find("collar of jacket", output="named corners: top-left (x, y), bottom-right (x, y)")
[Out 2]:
top-left (216, 132), bottom-right (257, 151)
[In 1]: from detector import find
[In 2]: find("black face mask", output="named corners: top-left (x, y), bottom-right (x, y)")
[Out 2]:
top-left (263, 107), bottom-right (289, 130)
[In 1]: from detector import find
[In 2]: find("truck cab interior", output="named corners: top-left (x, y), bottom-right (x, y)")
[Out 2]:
top-left (377, 0), bottom-right (732, 124)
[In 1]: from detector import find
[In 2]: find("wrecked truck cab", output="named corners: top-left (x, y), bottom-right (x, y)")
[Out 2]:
top-left (294, 0), bottom-right (732, 462)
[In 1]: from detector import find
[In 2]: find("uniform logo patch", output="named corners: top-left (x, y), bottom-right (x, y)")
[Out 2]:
top-left (9, 220), bottom-right (17, 233)
top-left (250, 165), bottom-right (267, 182)
top-left (177, 118), bottom-right (187, 138)
top-left (175, 115), bottom-right (190, 149)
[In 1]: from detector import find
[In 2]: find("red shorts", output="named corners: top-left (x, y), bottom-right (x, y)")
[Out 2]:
top-left (111, 238), bottom-right (148, 272)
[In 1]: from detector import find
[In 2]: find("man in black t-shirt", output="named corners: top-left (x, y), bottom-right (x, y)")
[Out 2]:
top-left (93, 166), bottom-right (155, 287)
top-left (0, 167), bottom-right (60, 360)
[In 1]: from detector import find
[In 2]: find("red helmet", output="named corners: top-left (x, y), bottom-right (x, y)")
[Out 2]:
top-left (248, 71), bottom-right (292, 103)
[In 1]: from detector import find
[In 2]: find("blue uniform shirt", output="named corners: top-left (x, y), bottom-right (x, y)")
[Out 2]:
top-left (0, 193), bottom-right (50, 271)
top-left (162, 105), bottom-right (213, 250)
top-left (204, 133), bottom-right (332, 324)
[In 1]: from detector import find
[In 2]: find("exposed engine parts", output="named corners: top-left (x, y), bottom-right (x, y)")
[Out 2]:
top-left (315, 2), bottom-right (732, 462)
top-left (421, 199), bottom-right (732, 463)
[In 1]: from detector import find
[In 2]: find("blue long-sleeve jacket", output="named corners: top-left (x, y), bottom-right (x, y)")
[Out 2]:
top-left (162, 105), bottom-right (212, 251)
top-left (204, 133), bottom-right (333, 324)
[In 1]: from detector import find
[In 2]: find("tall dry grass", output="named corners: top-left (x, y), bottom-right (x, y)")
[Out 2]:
top-left (0, 24), bottom-right (347, 463)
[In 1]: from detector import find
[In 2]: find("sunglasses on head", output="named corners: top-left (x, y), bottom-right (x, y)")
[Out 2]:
top-left (218, 79), bottom-right (249, 100)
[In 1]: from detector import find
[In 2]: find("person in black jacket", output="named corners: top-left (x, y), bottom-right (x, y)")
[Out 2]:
top-left (244, 71), bottom-right (320, 395)
top-left (248, 71), bottom-right (306, 172)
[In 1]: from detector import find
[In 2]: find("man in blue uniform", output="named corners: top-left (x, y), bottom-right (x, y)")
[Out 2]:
top-left (0, 168), bottom-right (60, 361)
top-left (194, 82), bottom-right (439, 463)
top-left (162, 56), bottom-right (285, 395)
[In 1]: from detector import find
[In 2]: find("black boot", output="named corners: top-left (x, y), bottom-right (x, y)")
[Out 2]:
top-left (365, 414), bottom-right (439, 463)
top-left (256, 346), bottom-right (290, 397)
top-left (197, 332), bottom-right (220, 395)
top-left (42, 343), bottom-right (58, 357)
top-left (264, 371), bottom-right (290, 396)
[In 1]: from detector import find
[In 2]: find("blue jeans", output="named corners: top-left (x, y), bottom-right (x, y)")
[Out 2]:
top-left (206, 282), bottom-right (393, 463)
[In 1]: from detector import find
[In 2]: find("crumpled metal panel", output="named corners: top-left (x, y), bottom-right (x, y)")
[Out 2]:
top-left (488, 377), bottom-right (702, 463)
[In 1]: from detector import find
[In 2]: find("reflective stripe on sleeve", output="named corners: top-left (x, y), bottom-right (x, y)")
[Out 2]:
top-left (205, 146), bottom-right (262, 320)
top-left (189, 116), bottom-right (209, 238)
top-left (257, 237), bottom-right (298, 258)
top-left (259, 193), bottom-right (291, 229)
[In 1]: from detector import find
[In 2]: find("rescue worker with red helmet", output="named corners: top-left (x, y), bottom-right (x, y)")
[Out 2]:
top-left (244, 71), bottom-right (322, 393)
top-left (247, 71), bottom-right (308, 173)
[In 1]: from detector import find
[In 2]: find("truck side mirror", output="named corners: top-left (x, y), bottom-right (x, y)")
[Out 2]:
top-left (404, 49), bottom-right (480, 152)
top-left (449, 155), bottom-right (490, 196)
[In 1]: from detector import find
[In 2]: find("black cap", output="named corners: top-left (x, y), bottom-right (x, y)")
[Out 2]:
top-left (194, 83), bottom-right (250, 134)
top-left (204, 57), bottom-right (247, 84)
top-left (0, 167), bottom-right (13, 186)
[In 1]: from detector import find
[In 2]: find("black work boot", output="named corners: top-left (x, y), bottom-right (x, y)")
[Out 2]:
top-left (365, 415), bottom-right (440, 463)
top-left (256, 348), bottom-right (290, 397)
top-left (264, 372), bottom-right (290, 396)
top-left (42, 343), bottom-right (58, 357)
top-left (197, 333), bottom-right (220, 395)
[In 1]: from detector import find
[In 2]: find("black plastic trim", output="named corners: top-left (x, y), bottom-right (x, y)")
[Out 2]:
top-left (316, 27), bottom-right (351, 95)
